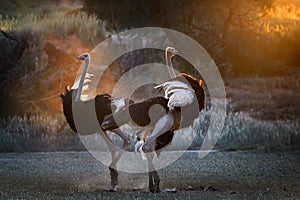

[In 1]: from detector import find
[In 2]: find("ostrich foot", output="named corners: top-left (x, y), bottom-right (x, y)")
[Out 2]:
top-left (109, 166), bottom-right (118, 190)
top-left (153, 186), bottom-right (161, 193)
top-left (149, 185), bottom-right (161, 193)
top-left (149, 187), bottom-right (154, 193)
top-left (148, 172), bottom-right (161, 193)
top-left (154, 179), bottom-right (161, 193)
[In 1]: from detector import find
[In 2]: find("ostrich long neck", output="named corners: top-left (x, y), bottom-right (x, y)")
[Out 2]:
top-left (165, 50), bottom-right (176, 79)
top-left (75, 56), bottom-right (90, 101)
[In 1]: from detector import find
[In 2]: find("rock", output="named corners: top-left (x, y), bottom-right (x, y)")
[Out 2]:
top-left (105, 187), bottom-right (117, 192)
top-left (164, 188), bottom-right (177, 193)
top-left (133, 187), bottom-right (142, 191)
top-left (204, 186), bottom-right (217, 191)
top-left (187, 186), bottom-right (193, 190)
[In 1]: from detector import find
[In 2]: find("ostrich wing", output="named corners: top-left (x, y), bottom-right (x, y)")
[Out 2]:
top-left (111, 98), bottom-right (126, 112)
top-left (167, 89), bottom-right (195, 110)
top-left (71, 72), bottom-right (95, 101)
top-left (155, 81), bottom-right (193, 91)
top-left (155, 81), bottom-right (196, 110)
top-left (71, 73), bottom-right (94, 90)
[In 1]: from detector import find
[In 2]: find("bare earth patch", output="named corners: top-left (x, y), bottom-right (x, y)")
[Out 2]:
top-left (0, 151), bottom-right (299, 199)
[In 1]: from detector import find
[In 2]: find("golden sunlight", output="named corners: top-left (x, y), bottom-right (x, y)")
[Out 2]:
top-left (276, 0), bottom-right (300, 5)
top-left (272, 0), bottom-right (300, 20)
top-left (255, 1), bottom-right (300, 35)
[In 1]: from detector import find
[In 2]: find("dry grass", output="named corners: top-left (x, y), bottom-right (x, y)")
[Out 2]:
top-left (226, 73), bottom-right (300, 120)
top-left (1, 107), bottom-right (299, 153)
top-left (0, 1), bottom-right (299, 153)
top-left (0, 11), bottom-right (107, 46)
top-left (0, 114), bottom-right (84, 152)
top-left (189, 109), bottom-right (299, 151)
top-left (1, 71), bottom-right (300, 152)
top-left (0, 9), bottom-right (111, 116)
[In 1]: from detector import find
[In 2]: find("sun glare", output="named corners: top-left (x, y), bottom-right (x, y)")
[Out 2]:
top-left (255, 1), bottom-right (300, 35)
top-left (271, 0), bottom-right (300, 20)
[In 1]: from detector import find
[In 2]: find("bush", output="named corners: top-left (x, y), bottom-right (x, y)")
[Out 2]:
top-left (0, 11), bottom-right (107, 46)
top-left (0, 114), bottom-right (84, 152)
top-left (193, 110), bottom-right (300, 150)
top-left (0, 10), bottom-right (110, 117)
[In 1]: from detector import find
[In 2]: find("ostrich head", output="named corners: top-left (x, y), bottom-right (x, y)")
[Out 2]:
top-left (165, 47), bottom-right (178, 79)
top-left (166, 47), bottom-right (178, 58)
top-left (77, 53), bottom-right (89, 62)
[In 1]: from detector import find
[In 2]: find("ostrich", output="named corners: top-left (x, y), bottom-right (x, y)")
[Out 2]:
top-left (101, 48), bottom-right (205, 193)
top-left (60, 53), bottom-right (134, 191)
top-left (165, 47), bottom-right (178, 79)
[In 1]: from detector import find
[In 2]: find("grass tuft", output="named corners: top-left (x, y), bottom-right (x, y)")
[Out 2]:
top-left (0, 11), bottom-right (107, 46)
top-left (0, 114), bottom-right (84, 152)
top-left (193, 110), bottom-right (300, 150)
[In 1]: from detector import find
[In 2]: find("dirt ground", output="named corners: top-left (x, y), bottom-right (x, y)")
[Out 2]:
top-left (0, 150), bottom-right (299, 199)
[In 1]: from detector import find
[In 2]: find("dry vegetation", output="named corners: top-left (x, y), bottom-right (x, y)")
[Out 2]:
top-left (0, 11), bottom-right (107, 46)
top-left (0, 0), bottom-right (299, 153)
top-left (226, 73), bottom-right (300, 120)
top-left (0, 1), bottom-right (299, 199)
top-left (0, 8), bottom-right (111, 116)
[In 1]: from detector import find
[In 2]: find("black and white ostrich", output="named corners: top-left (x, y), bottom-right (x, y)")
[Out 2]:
top-left (60, 53), bottom-right (133, 191)
top-left (101, 48), bottom-right (205, 193)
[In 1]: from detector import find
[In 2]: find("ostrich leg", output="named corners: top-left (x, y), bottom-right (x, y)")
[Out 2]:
top-left (108, 145), bottom-right (118, 191)
top-left (142, 112), bottom-right (174, 193)
top-left (108, 128), bottom-right (131, 191)
top-left (100, 132), bottom-right (118, 191)
top-left (142, 112), bottom-right (174, 153)
top-left (146, 152), bottom-right (161, 193)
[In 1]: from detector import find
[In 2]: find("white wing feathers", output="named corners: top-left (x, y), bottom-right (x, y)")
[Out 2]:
top-left (155, 81), bottom-right (196, 110)
top-left (71, 73), bottom-right (94, 90)
top-left (111, 98), bottom-right (126, 112)
top-left (72, 73), bottom-right (95, 101)
top-left (155, 81), bottom-right (194, 97)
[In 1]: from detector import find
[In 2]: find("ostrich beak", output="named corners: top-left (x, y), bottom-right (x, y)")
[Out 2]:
top-left (77, 53), bottom-right (89, 62)
top-left (76, 55), bottom-right (85, 61)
